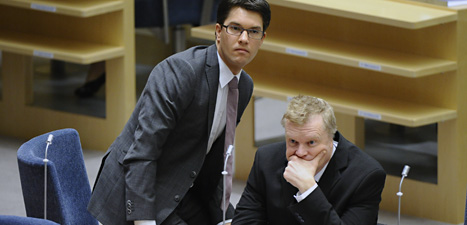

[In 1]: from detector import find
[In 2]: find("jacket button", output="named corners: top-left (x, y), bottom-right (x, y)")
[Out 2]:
top-left (190, 171), bottom-right (197, 178)
top-left (295, 213), bottom-right (304, 223)
top-left (127, 209), bottom-right (132, 215)
top-left (174, 195), bottom-right (181, 202)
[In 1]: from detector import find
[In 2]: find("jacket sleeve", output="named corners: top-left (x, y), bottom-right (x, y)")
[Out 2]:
top-left (123, 57), bottom-right (197, 221)
top-left (232, 149), bottom-right (269, 225)
top-left (207, 179), bottom-right (236, 224)
top-left (288, 168), bottom-right (386, 225)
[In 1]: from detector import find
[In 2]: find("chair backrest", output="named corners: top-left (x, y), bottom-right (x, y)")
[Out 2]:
top-left (17, 128), bottom-right (98, 225)
top-left (135, 0), bottom-right (220, 28)
top-left (465, 189), bottom-right (467, 225)
top-left (0, 215), bottom-right (60, 225)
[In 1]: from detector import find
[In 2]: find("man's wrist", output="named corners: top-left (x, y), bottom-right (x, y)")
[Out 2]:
top-left (294, 183), bottom-right (318, 203)
top-left (216, 219), bottom-right (232, 225)
top-left (134, 220), bottom-right (156, 225)
top-left (298, 178), bottom-right (316, 194)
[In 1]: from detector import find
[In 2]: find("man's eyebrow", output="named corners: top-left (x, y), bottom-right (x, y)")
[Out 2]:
top-left (227, 22), bottom-right (262, 30)
top-left (248, 26), bottom-right (263, 30)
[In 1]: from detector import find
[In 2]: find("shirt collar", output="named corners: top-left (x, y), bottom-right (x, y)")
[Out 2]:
top-left (217, 52), bottom-right (241, 88)
top-left (314, 140), bottom-right (338, 182)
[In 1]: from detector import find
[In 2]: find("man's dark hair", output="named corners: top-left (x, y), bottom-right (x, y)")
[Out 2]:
top-left (217, 0), bottom-right (271, 32)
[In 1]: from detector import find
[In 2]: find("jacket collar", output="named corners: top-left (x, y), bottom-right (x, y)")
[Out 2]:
top-left (206, 44), bottom-right (220, 137)
top-left (317, 131), bottom-right (349, 196)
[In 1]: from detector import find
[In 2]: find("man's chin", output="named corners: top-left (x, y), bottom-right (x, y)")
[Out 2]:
top-left (234, 58), bottom-right (253, 68)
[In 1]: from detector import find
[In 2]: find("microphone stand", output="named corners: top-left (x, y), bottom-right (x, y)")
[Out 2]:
top-left (43, 134), bottom-right (53, 220)
top-left (222, 145), bottom-right (234, 225)
top-left (397, 165), bottom-right (410, 225)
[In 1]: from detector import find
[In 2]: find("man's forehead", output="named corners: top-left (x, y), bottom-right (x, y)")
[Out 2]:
top-left (225, 7), bottom-right (263, 28)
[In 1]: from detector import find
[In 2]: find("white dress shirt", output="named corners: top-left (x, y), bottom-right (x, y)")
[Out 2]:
top-left (206, 52), bottom-right (241, 153)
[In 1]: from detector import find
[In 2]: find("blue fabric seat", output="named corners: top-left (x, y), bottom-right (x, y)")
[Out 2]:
top-left (465, 191), bottom-right (467, 225)
top-left (0, 215), bottom-right (59, 225)
top-left (17, 128), bottom-right (98, 225)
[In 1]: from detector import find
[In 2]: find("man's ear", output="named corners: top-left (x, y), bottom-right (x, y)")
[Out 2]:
top-left (215, 23), bottom-right (222, 42)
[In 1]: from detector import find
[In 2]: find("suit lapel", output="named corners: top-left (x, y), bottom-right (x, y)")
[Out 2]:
top-left (237, 71), bottom-right (250, 122)
top-left (205, 45), bottom-right (220, 136)
top-left (318, 132), bottom-right (349, 197)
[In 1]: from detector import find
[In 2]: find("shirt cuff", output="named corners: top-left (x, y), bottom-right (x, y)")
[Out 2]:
top-left (134, 220), bottom-right (157, 225)
top-left (216, 219), bottom-right (232, 225)
top-left (294, 183), bottom-right (318, 203)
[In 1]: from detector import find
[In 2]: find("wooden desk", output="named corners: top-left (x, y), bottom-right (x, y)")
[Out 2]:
top-left (0, 0), bottom-right (135, 150)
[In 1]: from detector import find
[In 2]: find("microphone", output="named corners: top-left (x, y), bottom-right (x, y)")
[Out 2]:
top-left (43, 134), bottom-right (53, 220)
top-left (222, 145), bottom-right (234, 225)
top-left (402, 165), bottom-right (410, 177)
top-left (397, 165), bottom-right (410, 225)
top-left (46, 134), bottom-right (53, 145)
top-left (226, 145), bottom-right (233, 156)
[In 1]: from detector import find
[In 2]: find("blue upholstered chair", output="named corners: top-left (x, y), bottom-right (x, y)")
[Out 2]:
top-left (465, 192), bottom-right (467, 225)
top-left (17, 128), bottom-right (98, 225)
top-left (0, 215), bottom-right (59, 225)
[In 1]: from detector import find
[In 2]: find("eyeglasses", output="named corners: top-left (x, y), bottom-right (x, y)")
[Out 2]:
top-left (221, 24), bottom-right (264, 40)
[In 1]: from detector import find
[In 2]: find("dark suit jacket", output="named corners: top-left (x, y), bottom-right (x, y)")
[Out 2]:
top-left (232, 131), bottom-right (386, 225)
top-left (88, 44), bottom-right (253, 225)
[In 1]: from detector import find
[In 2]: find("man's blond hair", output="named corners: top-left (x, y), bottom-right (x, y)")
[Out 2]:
top-left (281, 95), bottom-right (337, 137)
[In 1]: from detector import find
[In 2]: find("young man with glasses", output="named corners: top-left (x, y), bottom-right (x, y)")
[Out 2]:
top-left (87, 1), bottom-right (271, 225)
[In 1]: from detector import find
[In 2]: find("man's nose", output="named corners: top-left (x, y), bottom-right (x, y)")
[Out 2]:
top-left (295, 145), bottom-right (307, 157)
top-left (239, 30), bottom-right (249, 42)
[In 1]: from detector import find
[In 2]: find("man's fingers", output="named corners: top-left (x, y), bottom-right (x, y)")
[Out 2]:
top-left (289, 155), bottom-right (298, 161)
top-left (315, 150), bottom-right (327, 161)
